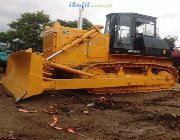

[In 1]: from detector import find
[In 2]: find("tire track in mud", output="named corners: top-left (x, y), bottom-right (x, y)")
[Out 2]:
top-left (120, 106), bottom-right (180, 131)
top-left (144, 91), bottom-right (180, 103)
top-left (81, 91), bottom-right (180, 131)
top-left (143, 91), bottom-right (180, 108)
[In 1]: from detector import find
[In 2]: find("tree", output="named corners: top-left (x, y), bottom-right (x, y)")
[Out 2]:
top-left (0, 30), bottom-right (15, 43)
top-left (57, 18), bottom-right (93, 30)
top-left (57, 19), bottom-right (77, 28)
top-left (0, 32), bottom-right (9, 42)
top-left (83, 18), bottom-right (93, 30)
top-left (163, 35), bottom-right (178, 48)
top-left (8, 11), bottom-right (50, 51)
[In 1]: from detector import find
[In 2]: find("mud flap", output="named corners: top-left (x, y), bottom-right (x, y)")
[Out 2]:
top-left (2, 51), bottom-right (44, 102)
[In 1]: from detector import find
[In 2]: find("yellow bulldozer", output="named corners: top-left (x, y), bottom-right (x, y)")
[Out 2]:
top-left (2, 13), bottom-right (178, 102)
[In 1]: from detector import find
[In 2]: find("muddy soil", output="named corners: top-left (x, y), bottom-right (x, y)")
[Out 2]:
top-left (0, 81), bottom-right (180, 140)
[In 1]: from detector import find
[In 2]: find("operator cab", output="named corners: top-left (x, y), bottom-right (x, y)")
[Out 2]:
top-left (105, 13), bottom-right (170, 57)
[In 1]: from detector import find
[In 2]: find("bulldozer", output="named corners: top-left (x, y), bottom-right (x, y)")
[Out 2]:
top-left (2, 13), bottom-right (178, 102)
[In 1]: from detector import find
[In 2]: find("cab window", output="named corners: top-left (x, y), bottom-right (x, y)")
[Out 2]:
top-left (136, 18), bottom-right (155, 37)
top-left (116, 15), bottom-right (131, 44)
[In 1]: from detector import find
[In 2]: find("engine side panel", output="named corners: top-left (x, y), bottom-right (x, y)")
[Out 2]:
top-left (43, 23), bottom-right (109, 67)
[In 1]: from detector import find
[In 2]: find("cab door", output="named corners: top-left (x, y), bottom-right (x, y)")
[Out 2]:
top-left (114, 15), bottom-right (132, 51)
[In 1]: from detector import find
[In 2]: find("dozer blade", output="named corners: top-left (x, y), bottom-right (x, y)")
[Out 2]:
top-left (2, 51), bottom-right (44, 102)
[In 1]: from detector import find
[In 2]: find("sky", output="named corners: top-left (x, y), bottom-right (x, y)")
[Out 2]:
top-left (0, 0), bottom-right (180, 46)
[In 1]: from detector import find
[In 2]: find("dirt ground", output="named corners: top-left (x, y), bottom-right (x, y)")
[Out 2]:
top-left (0, 77), bottom-right (180, 140)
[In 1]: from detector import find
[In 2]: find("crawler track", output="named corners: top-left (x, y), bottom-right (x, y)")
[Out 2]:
top-left (81, 62), bottom-right (178, 93)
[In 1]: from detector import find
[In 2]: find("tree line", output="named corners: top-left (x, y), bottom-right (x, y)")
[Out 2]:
top-left (0, 11), bottom-right (93, 51)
